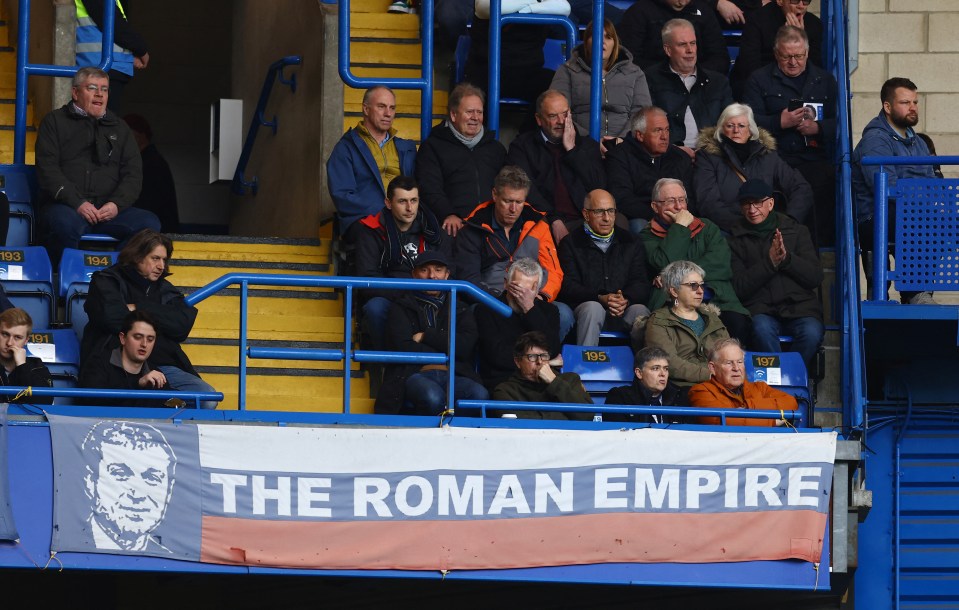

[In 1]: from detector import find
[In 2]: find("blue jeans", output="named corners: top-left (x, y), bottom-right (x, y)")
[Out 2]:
top-left (43, 203), bottom-right (160, 264)
top-left (750, 314), bottom-right (824, 370)
top-left (554, 301), bottom-right (575, 344)
top-left (362, 297), bottom-right (392, 350)
top-left (404, 369), bottom-right (489, 415)
top-left (156, 366), bottom-right (218, 410)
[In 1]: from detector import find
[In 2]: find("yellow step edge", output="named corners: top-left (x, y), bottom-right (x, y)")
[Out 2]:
top-left (173, 241), bottom-right (329, 256)
top-left (349, 0), bottom-right (396, 14)
top-left (175, 251), bottom-right (331, 265)
top-left (350, 41), bottom-right (423, 65)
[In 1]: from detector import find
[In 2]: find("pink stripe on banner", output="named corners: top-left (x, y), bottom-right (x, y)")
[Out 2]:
top-left (200, 511), bottom-right (825, 570)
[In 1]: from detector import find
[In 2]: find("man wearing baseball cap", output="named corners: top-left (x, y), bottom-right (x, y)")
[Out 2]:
top-left (727, 178), bottom-right (824, 370)
top-left (374, 250), bottom-right (488, 415)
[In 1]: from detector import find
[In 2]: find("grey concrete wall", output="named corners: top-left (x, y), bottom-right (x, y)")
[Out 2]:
top-left (853, 0), bottom-right (959, 176)
top-left (227, 0), bottom-right (334, 239)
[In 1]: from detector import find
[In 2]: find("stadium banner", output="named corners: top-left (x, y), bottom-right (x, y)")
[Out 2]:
top-left (48, 416), bottom-right (837, 570)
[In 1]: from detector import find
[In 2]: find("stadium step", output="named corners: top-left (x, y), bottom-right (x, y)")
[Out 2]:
top-left (0, 15), bottom-right (34, 164)
top-left (343, 4), bottom-right (449, 144)
top-left (171, 233), bottom-right (371, 412)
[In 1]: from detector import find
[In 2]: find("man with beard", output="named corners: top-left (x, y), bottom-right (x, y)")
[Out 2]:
top-left (475, 258), bottom-right (562, 392)
top-left (852, 77), bottom-right (937, 304)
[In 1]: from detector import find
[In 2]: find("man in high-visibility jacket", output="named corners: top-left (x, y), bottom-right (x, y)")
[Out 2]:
top-left (75, 0), bottom-right (149, 113)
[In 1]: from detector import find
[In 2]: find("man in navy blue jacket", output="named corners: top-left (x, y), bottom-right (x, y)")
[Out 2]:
top-left (851, 77), bottom-right (936, 304)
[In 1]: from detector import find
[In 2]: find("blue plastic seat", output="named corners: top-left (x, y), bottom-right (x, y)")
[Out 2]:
top-left (0, 246), bottom-right (54, 329)
top-left (59, 247), bottom-right (117, 337)
top-left (27, 328), bottom-right (80, 405)
top-left (744, 350), bottom-right (810, 427)
top-left (0, 164), bottom-right (38, 246)
top-left (561, 344), bottom-right (634, 404)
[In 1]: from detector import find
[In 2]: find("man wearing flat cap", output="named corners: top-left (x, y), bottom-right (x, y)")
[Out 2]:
top-left (727, 178), bottom-right (824, 369)
top-left (374, 250), bottom-right (488, 415)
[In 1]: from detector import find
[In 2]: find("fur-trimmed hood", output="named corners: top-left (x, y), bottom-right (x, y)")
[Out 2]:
top-left (696, 126), bottom-right (778, 156)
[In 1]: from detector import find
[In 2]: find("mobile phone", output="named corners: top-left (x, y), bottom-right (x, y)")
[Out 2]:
top-left (788, 99), bottom-right (803, 111)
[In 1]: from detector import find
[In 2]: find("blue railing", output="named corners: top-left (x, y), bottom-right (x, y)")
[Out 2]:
top-left (860, 155), bottom-right (959, 299)
top-left (185, 273), bottom-right (511, 412)
top-left (485, 11), bottom-right (579, 135)
top-left (14, 0), bottom-right (119, 163)
top-left (337, 0), bottom-right (435, 142)
top-left (0, 386), bottom-right (222, 410)
top-left (821, 0), bottom-right (864, 431)
top-left (232, 56), bottom-right (302, 195)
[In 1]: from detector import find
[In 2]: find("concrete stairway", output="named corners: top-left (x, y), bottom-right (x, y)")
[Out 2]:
top-left (171, 232), bottom-right (373, 413)
top-left (0, 3), bottom-right (35, 164)
top-left (344, 0), bottom-right (447, 142)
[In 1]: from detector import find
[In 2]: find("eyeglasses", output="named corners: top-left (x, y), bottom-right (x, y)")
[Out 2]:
top-left (740, 198), bottom-right (771, 210)
top-left (723, 122), bottom-right (749, 132)
top-left (778, 52), bottom-right (808, 62)
top-left (522, 353), bottom-right (551, 363)
top-left (585, 208), bottom-right (617, 217)
top-left (653, 197), bottom-right (687, 206)
top-left (82, 84), bottom-right (109, 93)
top-left (680, 281), bottom-right (706, 291)
top-left (787, 0), bottom-right (812, 5)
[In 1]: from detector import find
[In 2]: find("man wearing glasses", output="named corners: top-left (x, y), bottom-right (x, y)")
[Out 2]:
top-left (558, 189), bottom-right (651, 346)
top-left (688, 338), bottom-right (797, 427)
top-left (492, 331), bottom-right (592, 419)
top-left (36, 67), bottom-right (159, 266)
top-left (744, 25), bottom-right (837, 246)
top-left (730, 0), bottom-right (823, 98)
top-left (505, 90), bottom-right (606, 244)
top-left (639, 178), bottom-right (751, 342)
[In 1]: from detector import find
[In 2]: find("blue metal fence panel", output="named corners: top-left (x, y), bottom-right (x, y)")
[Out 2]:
top-left (893, 178), bottom-right (959, 292)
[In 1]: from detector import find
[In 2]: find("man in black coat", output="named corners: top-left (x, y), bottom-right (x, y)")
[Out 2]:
top-left (605, 346), bottom-right (688, 423)
top-left (606, 106), bottom-right (695, 233)
top-left (617, 0), bottom-right (730, 76)
top-left (0, 307), bottom-right (53, 404)
top-left (645, 18), bottom-right (733, 155)
top-left (743, 25), bottom-right (837, 245)
top-left (373, 251), bottom-right (488, 415)
top-left (415, 83), bottom-right (507, 238)
top-left (505, 90), bottom-right (606, 243)
top-left (558, 189), bottom-right (651, 346)
top-left (729, 0), bottom-right (824, 98)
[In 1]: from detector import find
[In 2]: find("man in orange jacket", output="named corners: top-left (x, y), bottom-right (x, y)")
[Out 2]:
top-left (688, 337), bottom-right (797, 426)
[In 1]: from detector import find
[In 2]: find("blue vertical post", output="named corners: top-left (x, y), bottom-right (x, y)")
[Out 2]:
top-left (487, 0), bottom-right (503, 134)
top-left (588, 3), bottom-right (605, 140)
top-left (419, 0), bottom-right (434, 142)
top-left (873, 170), bottom-right (888, 300)
top-left (446, 288), bottom-right (457, 413)
top-left (343, 285), bottom-right (353, 414)
top-left (238, 280), bottom-right (249, 410)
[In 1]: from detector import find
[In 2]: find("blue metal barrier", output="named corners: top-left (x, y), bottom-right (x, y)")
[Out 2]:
top-left (337, 0), bottom-right (434, 142)
top-left (185, 273), bottom-right (511, 412)
top-left (15, 0), bottom-right (117, 163)
top-left (0, 385), bottom-right (222, 410)
top-left (485, 11), bottom-right (579, 135)
top-left (232, 56), bottom-right (302, 195)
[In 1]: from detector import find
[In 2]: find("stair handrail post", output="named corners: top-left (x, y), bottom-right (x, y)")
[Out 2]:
top-left (239, 279), bottom-right (249, 411)
top-left (488, 13), bottom-right (578, 136)
top-left (343, 284), bottom-right (353, 414)
top-left (588, 2), bottom-right (605, 140)
top-left (232, 55), bottom-right (302, 196)
top-left (337, 0), bottom-right (434, 142)
top-left (15, 0), bottom-right (114, 163)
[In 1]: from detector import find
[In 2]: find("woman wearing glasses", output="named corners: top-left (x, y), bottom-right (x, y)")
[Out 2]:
top-left (693, 102), bottom-right (813, 233)
top-left (644, 260), bottom-right (730, 387)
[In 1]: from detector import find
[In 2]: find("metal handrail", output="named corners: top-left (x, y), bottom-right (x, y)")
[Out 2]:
top-left (232, 56), bottom-right (302, 195)
top-left (861, 156), bottom-right (957, 300)
top-left (459, 400), bottom-right (802, 424)
top-left (186, 273), bottom-right (511, 412)
top-left (337, 0), bottom-right (434, 142)
top-left (822, 0), bottom-right (864, 431)
top-left (0, 386), bottom-right (222, 409)
top-left (486, 11), bottom-right (578, 135)
top-left (14, 0), bottom-right (117, 163)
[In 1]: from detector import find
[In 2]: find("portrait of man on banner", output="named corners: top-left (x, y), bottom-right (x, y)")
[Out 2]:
top-left (81, 421), bottom-right (176, 553)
